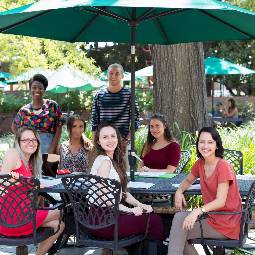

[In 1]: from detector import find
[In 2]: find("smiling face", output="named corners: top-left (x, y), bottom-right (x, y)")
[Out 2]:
top-left (19, 130), bottom-right (38, 157)
top-left (71, 120), bottom-right (84, 140)
top-left (107, 66), bottom-right (123, 87)
top-left (98, 126), bottom-right (118, 155)
top-left (30, 80), bottom-right (45, 101)
top-left (149, 118), bottom-right (166, 140)
top-left (198, 132), bottom-right (217, 159)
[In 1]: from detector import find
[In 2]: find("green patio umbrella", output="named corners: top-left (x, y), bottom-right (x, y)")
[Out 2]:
top-left (0, 71), bottom-right (11, 80)
top-left (1, 0), bottom-right (255, 180)
top-left (47, 64), bottom-right (105, 93)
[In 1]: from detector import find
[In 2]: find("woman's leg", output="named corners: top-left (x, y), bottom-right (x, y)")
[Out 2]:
top-left (36, 209), bottom-right (65, 255)
top-left (168, 212), bottom-right (227, 255)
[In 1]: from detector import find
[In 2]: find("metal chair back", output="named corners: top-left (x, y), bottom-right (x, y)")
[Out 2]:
top-left (0, 175), bottom-right (39, 244)
top-left (61, 174), bottom-right (121, 248)
top-left (224, 149), bottom-right (243, 175)
top-left (176, 150), bottom-right (191, 174)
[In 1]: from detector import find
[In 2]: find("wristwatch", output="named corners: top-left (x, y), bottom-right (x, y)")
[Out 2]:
top-left (201, 207), bottom-right (206, 213)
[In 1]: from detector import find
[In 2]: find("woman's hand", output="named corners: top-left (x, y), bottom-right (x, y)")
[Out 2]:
top-left (9, 171), bottom-right (21, 179)
top-left (140, 166), bottom-right (151, 172)
top-left (175, 190), bottom-right (187, 211)
top-left (182, 208), bottom-right (202, 230)
top-left (131, 206), bottom-right (143, 216)
top-left (138, 203), bottom-right (153, 213)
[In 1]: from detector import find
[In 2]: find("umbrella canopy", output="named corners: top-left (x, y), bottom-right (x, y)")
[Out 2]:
top-left (0, 71), bottom-right (11, 79)
top-left (136, 58), bottom-right (255, 77)
top-left (205, 57), bottom-right (255, 75)
top-left (47, 64), bottom-right (105, 93)
top-left (7, 67), bottom-right (53, 84)
top-left (0, 80), bottom-right (7, 88)
top-left (1, 0), bottom-right (255, 180)
top-left (0, 0), bottom-right (255, 44)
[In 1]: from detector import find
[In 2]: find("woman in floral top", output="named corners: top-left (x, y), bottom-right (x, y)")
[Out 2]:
top-left (12, 74), bottom-right (64, 154)
top-left (57, 115), bottom-right (93, 173)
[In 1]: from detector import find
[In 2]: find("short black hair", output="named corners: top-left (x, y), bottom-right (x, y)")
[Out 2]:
top-left (196, 127), bottom-right (224, 159)
top-left (29, 74), bottom-right (48, 90)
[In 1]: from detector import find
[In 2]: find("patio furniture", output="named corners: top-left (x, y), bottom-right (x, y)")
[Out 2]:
top-left (42, 153), bottom-right (60, 177)
top-left (0, 175), bottom-right (63, 255)
top-left (176, 150), bottom-right (191, 174)
top-left (224, 149), bottom-right (243, 175)
top-left (189, 180), bottom-right (255, 255)
top-left (61, 174), bottom-right (146, 254)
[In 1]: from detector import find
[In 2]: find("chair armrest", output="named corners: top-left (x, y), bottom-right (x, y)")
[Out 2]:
top-left (39, 202), bottom-right (64, 210)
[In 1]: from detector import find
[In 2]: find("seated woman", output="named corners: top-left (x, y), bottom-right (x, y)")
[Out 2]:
top-left (90, 123), bottom-right (165, 244)
top-left (0, 126), bottom-right (64, 255)
top-left (223, 98), bottom-right (238, 119)
top-left (140, 113), bottom-right (181, 173)
top-left (168, 127), bottom-right (242, 255)
top-left (57, 114), bottom-right (93, 173)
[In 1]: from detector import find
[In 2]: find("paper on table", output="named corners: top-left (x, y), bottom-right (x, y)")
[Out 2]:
top-left (172, 183), bottom-right (201, 190)
top-left (127, 181), bottom-right (155, 189)
top-left (138, 171), bottom-right (167, 178)
top-left (40, 178), bottom-right (62, 187)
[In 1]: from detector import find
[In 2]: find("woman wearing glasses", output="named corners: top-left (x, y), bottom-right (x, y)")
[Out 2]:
top-left (0, 126), bottom-right (64, 255)
top-left (11, 74), bottom-right (64, 154)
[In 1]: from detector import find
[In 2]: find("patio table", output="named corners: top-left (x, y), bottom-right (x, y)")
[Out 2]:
top-left (40, 173), bottom-right (255, 197)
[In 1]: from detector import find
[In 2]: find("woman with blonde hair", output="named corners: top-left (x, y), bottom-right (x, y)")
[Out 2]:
top-left (0, 126), bottom-right (64, 255)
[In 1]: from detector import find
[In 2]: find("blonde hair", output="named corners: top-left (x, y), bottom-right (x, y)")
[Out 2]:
top-left (14, 127), bottom-right (42, 178)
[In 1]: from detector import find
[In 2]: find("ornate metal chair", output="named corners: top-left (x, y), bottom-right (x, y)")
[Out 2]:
top-left (61, 173), bottom-right (146, 254)
top-left (224, 149), bottom-right (243, 175)
top-left (175, 150), bottom-right (191, 174)
top-left (0, 174), bottom-right (63, 255)
top-left (190, 180), bottom-right (255, 255)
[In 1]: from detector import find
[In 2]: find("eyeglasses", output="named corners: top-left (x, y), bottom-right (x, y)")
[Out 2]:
top-left (20, 138), bottom-right (38, 144)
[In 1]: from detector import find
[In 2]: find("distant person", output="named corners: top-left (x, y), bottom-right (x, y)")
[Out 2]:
top-left (224, 98), bottom-right (238, 119)
top-left (0, 126), bottom-right (64, 255)
top-left (57, 114), bottom-right (93, 173)
top-left (214, 102), bottom-right (224, 117)
top-left (140, 113), bottom-right (180, 173)
top-left (11, 74), bottom-right (64, 154)
top-left (91, 63), bottom-right (140, 169)
top-left (168, 127), bottom-right (242, 255)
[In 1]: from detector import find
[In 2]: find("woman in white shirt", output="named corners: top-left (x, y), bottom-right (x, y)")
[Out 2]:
top-left (90, 123), bottom-right (165, 242)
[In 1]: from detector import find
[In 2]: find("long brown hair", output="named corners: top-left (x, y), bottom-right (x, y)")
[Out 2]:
top-left (141, 113), bottom-right (173, 157)
top-left (93, 123), bottom-right (128, 194)
top-left (66, 114), bottom-right (93, 151)
top-left (14, 126), bottom-right (42, 178)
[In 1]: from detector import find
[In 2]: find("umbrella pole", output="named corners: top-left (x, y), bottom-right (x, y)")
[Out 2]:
top-left (211, 79), bottom-right (214, 116)
top-left (129, 16), bottom-right (137, 181)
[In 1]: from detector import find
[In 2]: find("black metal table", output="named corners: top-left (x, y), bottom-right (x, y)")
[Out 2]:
top-left (41, 173), bottom-right (255, 197)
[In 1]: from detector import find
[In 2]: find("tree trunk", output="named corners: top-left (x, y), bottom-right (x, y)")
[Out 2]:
top-left (152, 43), bottom-right (208, 134)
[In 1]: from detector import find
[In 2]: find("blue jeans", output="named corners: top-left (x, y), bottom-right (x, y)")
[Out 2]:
top-left (39, 132), bottom-right (54, 154)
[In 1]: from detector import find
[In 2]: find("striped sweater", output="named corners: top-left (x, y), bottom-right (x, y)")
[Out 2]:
top-left (91, 87), bottom-right (140, 138)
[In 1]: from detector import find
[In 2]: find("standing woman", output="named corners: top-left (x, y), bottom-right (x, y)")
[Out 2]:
top-left (140, 114), bottom-right (181, 173)
top-left (57, 114), bottom-right (93, 173)
top-left (0, 126), bottom-right (64, 255)
top-left (168, 127), bottom-right (242, 255)
top-left (91, 123), bottom-right (165, 243)
top-left (12, 74), bottom-right (64, 154)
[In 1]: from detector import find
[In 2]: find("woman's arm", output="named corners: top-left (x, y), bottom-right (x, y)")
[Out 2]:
top-left (1, 149), bottom-right (21, 174)
top-left (48, 126), bottom-right (62, 154)
top-left (175, 173), bottom-right (197, 210)
top-left (226, 108), bottom-right (238, 117)
top-left (182, 181), bottom-right (230, 231)
top-left (140, 164), bottom-right (176, 173)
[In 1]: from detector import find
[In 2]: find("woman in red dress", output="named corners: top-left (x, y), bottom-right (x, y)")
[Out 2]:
top-left (0, 126), bottom-right (64, 255)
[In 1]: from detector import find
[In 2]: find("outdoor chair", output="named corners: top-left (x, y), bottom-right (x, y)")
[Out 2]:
top-left (0, 174), bottom-right (63, 255)
top-left (224, 149), bottom-right (243, 175)
top-left (61, 173), bottom-right (146, 255)
top-left (190, 180), bottom-right (255, 255)
top-left (175, 150), bottom-right (191, 174)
